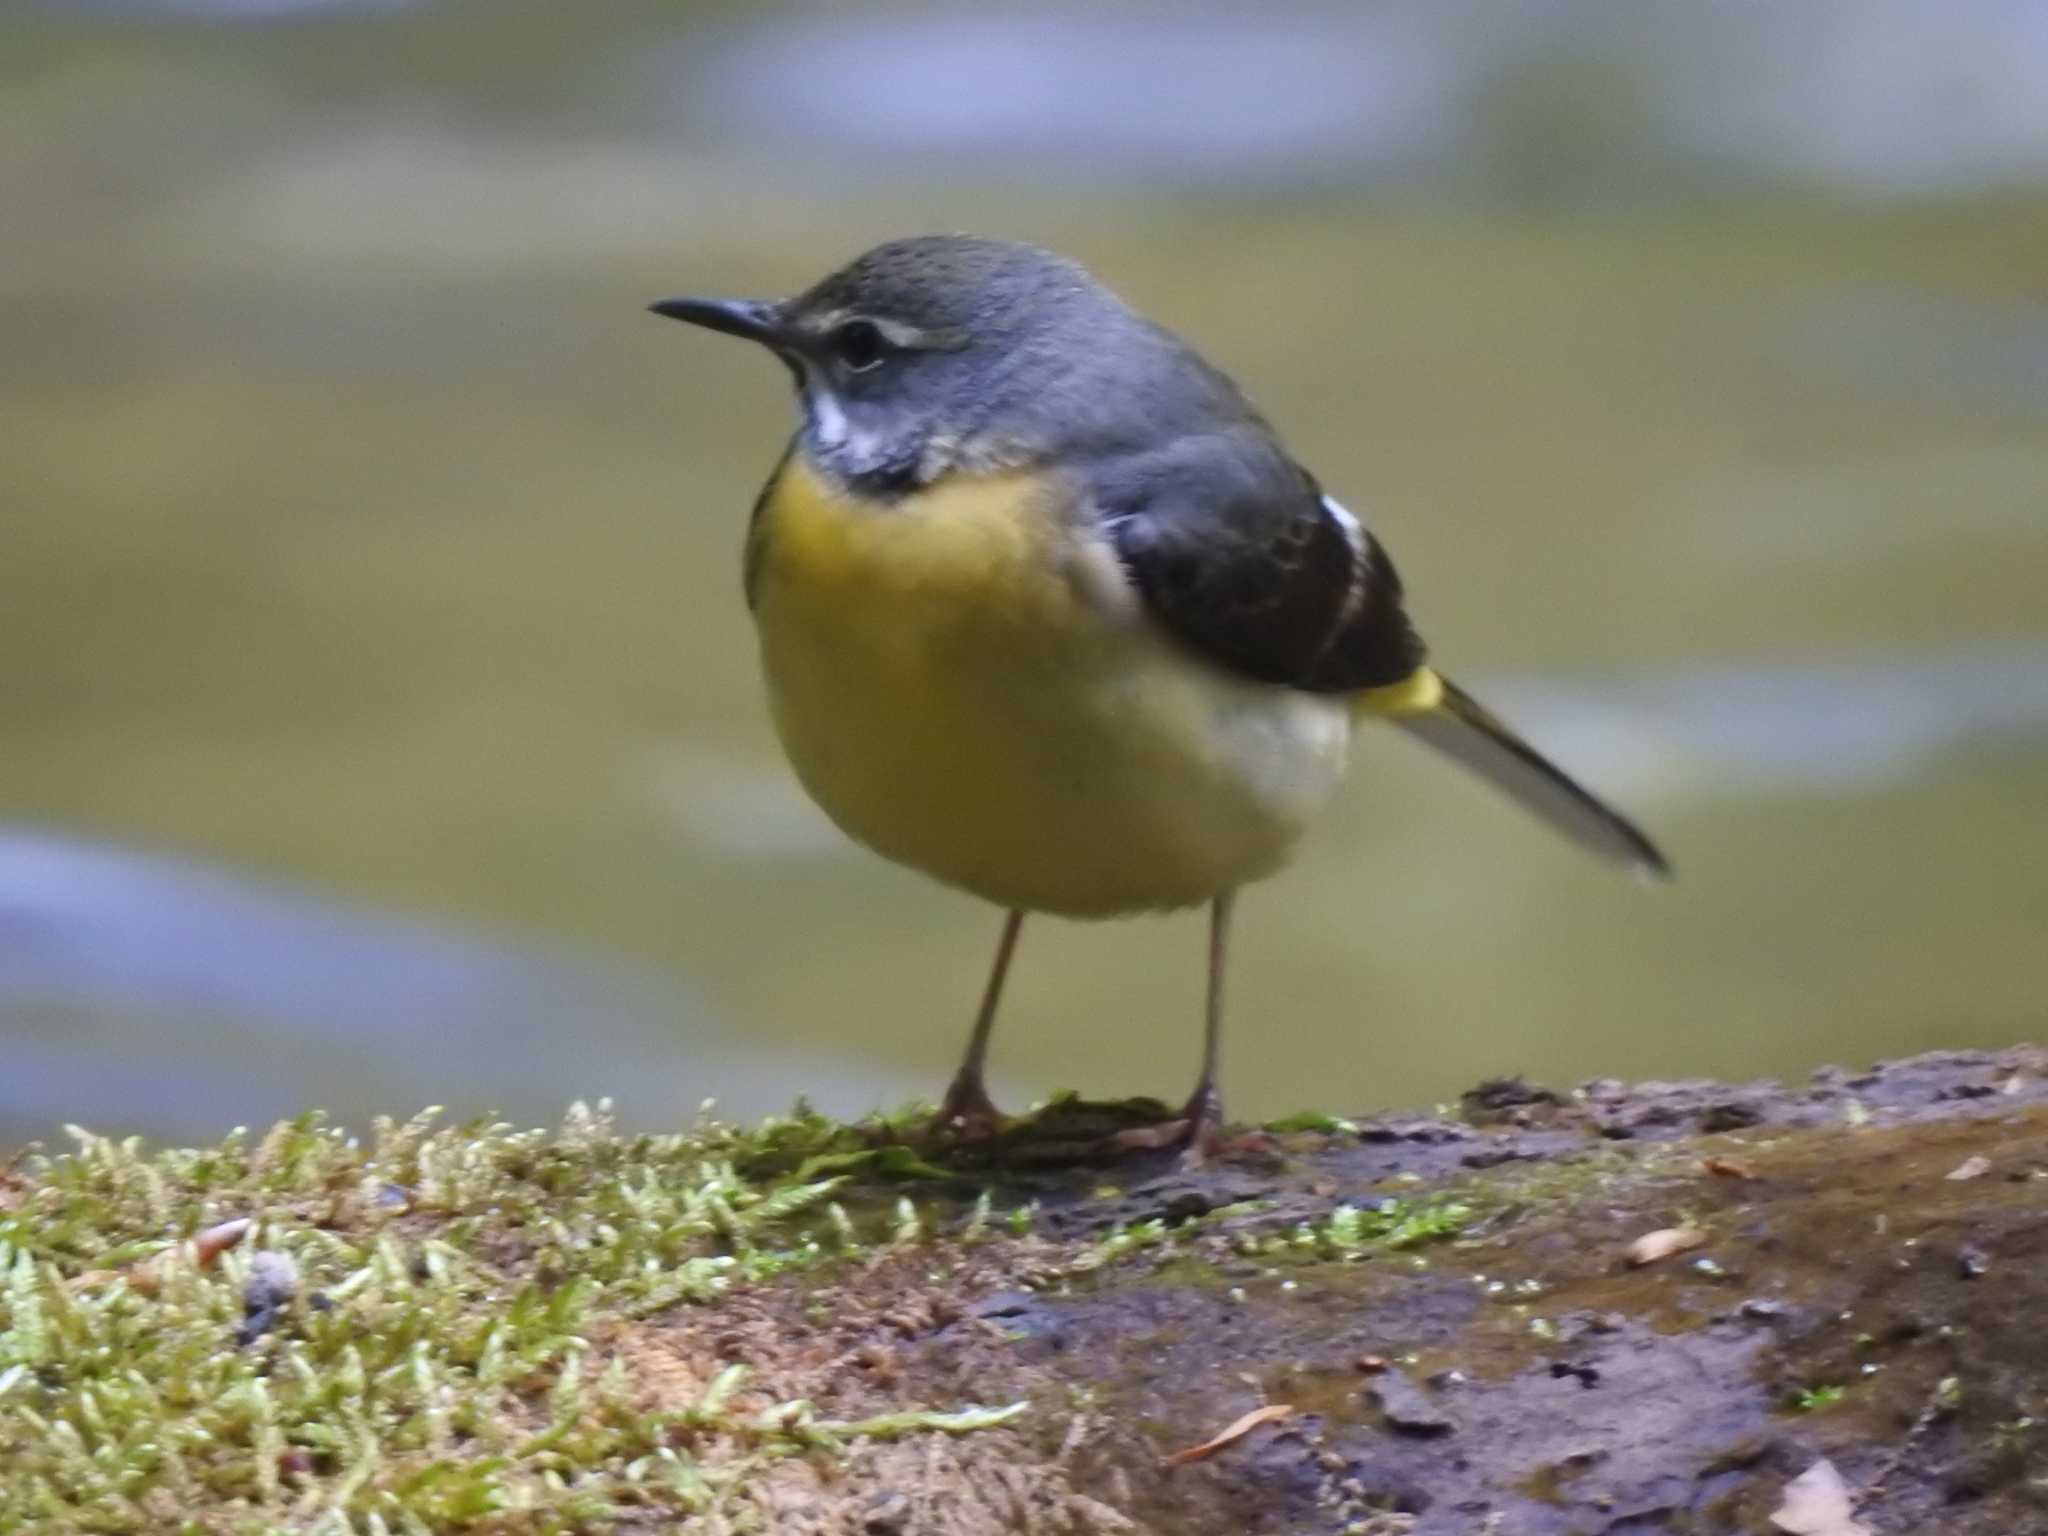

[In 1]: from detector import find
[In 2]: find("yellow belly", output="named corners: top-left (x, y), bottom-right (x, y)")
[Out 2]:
top-left (749, 457), bottom-right (1351, 916)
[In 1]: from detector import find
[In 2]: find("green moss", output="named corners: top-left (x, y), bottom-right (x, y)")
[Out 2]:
top-left (1788, 1383), bottom-right (1848, 1413)
top-left (0, 1104), bottom-right (1021, 1535)
top-left (1040, 1191), bottom-right (1474, 1299)
top-left (1261, 1112), bottom-right (1360, 1135)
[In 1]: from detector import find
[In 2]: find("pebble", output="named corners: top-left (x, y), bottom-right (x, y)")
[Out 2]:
top-left (1371, 1371), bottom-right (1456, 1435)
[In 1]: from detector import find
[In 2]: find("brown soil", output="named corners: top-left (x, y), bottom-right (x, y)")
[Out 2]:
top-left (658, 1047), bottom-right (2048, 1535)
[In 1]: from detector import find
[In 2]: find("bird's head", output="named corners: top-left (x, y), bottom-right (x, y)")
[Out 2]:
top-left (652, 235), bottom-right (1139, 491)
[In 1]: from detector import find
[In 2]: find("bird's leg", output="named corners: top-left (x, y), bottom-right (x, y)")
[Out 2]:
top-left (1184, 887), bottom-right (1234, 1150)
top-left (1109, 891), bottom-right (1234, 1162)
top-left (927, 908), bottom-right (1025, 1140)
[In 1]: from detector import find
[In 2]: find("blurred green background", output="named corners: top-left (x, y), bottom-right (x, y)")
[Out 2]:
top-left (5, 0), bottom-right (2046, 1145)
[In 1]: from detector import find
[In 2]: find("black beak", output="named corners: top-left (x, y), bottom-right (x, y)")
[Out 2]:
top-left (647, 296), bottom-right (784, 346)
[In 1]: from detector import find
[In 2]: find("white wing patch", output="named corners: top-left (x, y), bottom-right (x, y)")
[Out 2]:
top-left (1319, 494), bottom-right (1371, 653)
top-left (1320, 493), bottom-right (1367, 548)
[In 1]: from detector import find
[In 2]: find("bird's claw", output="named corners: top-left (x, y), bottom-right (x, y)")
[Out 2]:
top-left (925, 1075), bottom-right (1009, 1142)
top-left (1099, 1085), bottom-right (1227, 1166)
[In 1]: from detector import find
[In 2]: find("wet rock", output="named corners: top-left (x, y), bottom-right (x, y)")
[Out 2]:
top-left (1560, 1310), bottom-right (1629, 1342)
top-left (1462, 1076), bottom-right (1562, 1115)
top-left (1356, 1117), bottom-right (1471, 1145)
top-left (1549, 1358), bottom-right (1601, 1389)
top-left (969, 1289), bottom-right (1038, 1321)
top-left (1604, 1099), bottom-right (1688, 1135)
top-left (1938, 1081), bottom-right (1999, 1100)
top-left (1120, 1174), bottom-right (1265, 1228)
top-left (850, 1051), bottom-right (2048, 1536)
top-left (1372, 1371), bottom-right (1456, 1435)
top-left (1461, 1145), bottom-right (1538, 1169)
top-left (860, 1491), bottom-right (911, 1534)
top-left (1701, 1099), bottom-right (1766, 1132)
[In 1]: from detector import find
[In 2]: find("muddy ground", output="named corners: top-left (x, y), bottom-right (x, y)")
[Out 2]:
top-left (641, 1047), bottom-right (2048, 1535)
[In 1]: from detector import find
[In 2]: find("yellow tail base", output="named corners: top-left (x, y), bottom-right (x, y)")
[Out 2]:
top-left (1354, 666), bottom-right (1446, 718)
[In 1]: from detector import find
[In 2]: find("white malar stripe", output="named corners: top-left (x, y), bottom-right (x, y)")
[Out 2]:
top-left (805, 379), bottom-right (850, 448)
top-left (803, 371), bottom-right (896, 470)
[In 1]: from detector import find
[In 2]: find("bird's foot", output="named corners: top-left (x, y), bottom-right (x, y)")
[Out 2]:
top-left (1100, 1083), bottom-right (1226, 1166)
top-left (924, 1072), bottom-right (1010, 1143)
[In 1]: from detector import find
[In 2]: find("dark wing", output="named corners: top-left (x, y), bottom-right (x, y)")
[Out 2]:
top-left (1096, 426), bottom-right (1425, 693)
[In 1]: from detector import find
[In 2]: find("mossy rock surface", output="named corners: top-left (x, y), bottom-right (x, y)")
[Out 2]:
top-left (4, 1047), bottom-right (2047, 1534)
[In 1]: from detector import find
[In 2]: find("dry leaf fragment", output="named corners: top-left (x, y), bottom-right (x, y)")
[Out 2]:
top-left (1770, 1457), bottom-right (1871, 1535)
top-left (1161, 1404), bottom-right (1293, 1467)
top-left (195, 1218), bottom-right (255, 1264)
top-left (1704, 1157), bottom-right (1755, 1180)
top-left (1945, 1156), bottom-right (1991, 1182)
top-left (72, 1215), bottom-right (262, 1298)
top-left (1626, 1227), bottom-right (1708, 1267)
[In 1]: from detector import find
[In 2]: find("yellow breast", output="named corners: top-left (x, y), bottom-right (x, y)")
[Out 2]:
top-left (754, 454), bottom-right (1088, 631)
top-left (748, 455), bottom-right (1350, 915)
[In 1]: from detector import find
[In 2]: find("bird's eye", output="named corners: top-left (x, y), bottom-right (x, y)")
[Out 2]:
top-left (831, 319), bottom-right (888, 373)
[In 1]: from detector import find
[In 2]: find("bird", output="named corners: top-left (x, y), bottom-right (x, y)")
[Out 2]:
top-left (649, 235), bottom-right (1667, 1157)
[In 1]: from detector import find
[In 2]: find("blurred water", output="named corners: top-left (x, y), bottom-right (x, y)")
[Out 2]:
top-left (3, 1), bottom-right (2045, 1147)
top-left (691, 1), bottom-right (2048, 200)
top-left (0, 828), bottom-right (909, 1143)
top-left (10, 636), bottom-right (2041, 1144)
top-left (1490, 645), bottom-right (2048, 800)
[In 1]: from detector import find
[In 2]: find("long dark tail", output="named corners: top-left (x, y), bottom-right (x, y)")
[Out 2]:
top-left (1371, 669), bottom-right (1670, 879)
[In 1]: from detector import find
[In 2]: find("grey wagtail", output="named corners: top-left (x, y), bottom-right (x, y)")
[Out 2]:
top-left (651, 235), bottom-right (1666, 1155)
